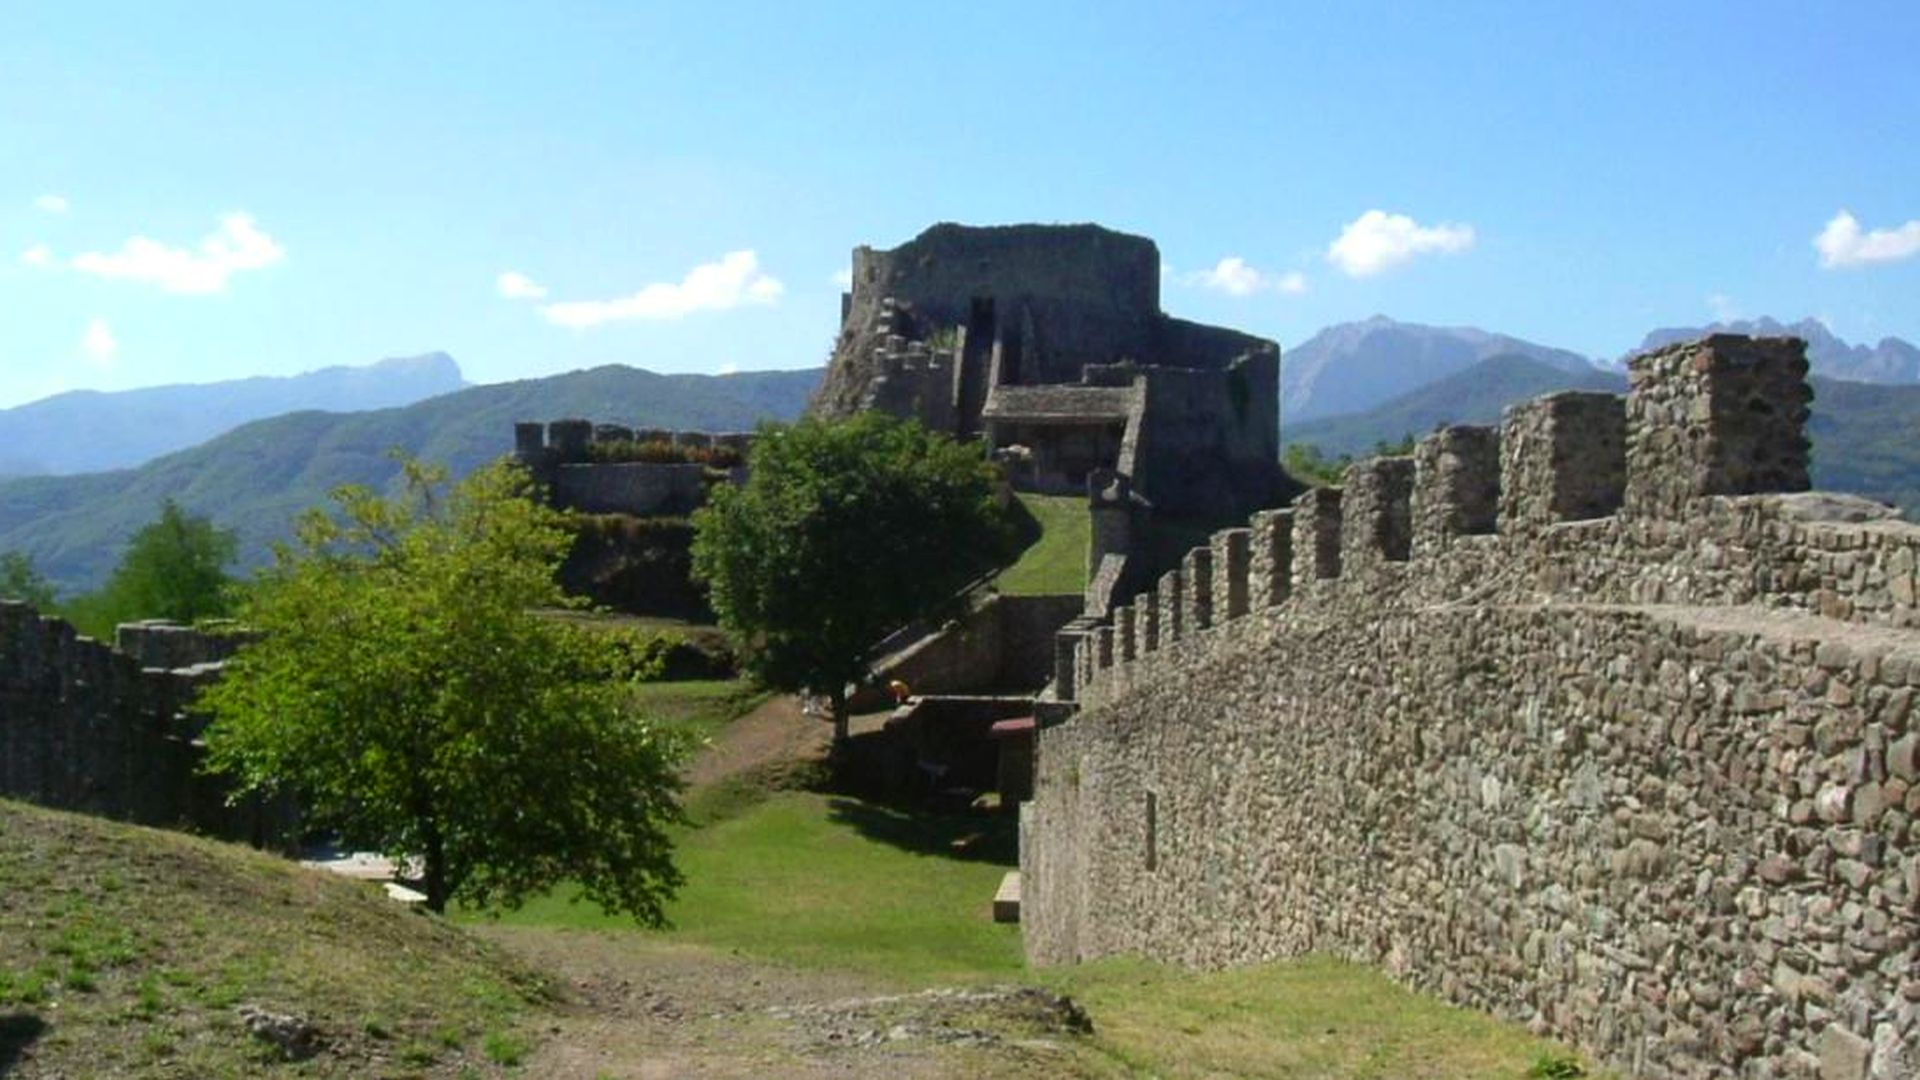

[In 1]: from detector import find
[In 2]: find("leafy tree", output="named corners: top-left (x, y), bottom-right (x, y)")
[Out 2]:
top-left (691, 414), bottom-right (1011, 744)
top-left (201, 460), bottom-right (684, 919)
top-left (67, 499), bottom-right (238, 636)
top-left (1282, 442), bottom-right (1351, 487)
top-left (0, 551), bottom-right (57, 610)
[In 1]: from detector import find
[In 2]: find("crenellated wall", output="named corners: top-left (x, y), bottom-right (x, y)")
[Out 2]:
top-left (514, 421), bottom-right (756, 517)
top-left (1025, 335), bottom-right (1920, 1080)
top-left (0, 603), bottom-right (292, 848)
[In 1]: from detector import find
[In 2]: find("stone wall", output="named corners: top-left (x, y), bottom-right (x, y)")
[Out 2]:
top-left (0, 603), bottom-right (291, 848)
top-left (1026, 335), bottom-right (1920, 1080)
top-left (872, 592), bottom-right (1085, 696)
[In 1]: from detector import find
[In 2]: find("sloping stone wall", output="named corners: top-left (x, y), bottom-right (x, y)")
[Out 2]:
top-left (0, 603), bottom-right (290, 848)
top-left (1027, 335), bottom-right (1920, 1080)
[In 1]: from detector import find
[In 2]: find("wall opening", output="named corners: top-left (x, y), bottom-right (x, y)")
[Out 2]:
top-left (1144, 789), bottom-right (1160, 872)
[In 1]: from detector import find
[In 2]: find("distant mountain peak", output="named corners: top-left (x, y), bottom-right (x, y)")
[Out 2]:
top-left (1282, 315), bottom-right (1599, 423)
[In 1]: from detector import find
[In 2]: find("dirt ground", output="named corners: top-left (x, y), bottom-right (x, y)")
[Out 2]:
top-left (482, 694), bottom-right (1104, 1079)
top-left (485, 928), bottom-right (1102, 1080)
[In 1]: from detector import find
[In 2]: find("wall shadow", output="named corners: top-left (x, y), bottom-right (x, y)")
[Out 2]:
top-left (0, 1013), bottom-right (47, 1076)
top-left (823, 796), bottom-right (1017, 867)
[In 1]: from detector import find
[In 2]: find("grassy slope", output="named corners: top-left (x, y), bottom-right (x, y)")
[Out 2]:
top-left (0, 799), bottom-right (546, 1077)
top-left (0, 365), bottom-right (822, 594)
top-left (997, 492), bottom-right (1090, 596)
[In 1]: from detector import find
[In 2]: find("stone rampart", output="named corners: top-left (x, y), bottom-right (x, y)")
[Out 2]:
top-left (515, 421), bottom-right (756, 517)
top-left (0, 603), bottom-right (291, 848)
top-left (1027, 335), bottom-right (1920, 1080)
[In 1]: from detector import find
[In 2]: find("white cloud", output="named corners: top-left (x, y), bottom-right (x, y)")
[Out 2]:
top-left (717, 362), bottom-right (740, 375)
top-left (71, 212), bottom-right (285, 294)
top-left (19, 244), bottom-right (53, 267)
top-left (1178, 257), bottom-right (1308, 297)
top-left (1814, 209), bottom-right (1920, 269)
top-left (830, 268), bottom-right (853, 289)
top-left (34, 194), bottom-right (68, 214)
top-left (80, 318), bottom-right (117, 367)
top-left (1707, 292), bottom-right (1741, 321)
top-left (1327, 210), bottom-right (1476, 277)
top-left (539, 250), bottom-right (785, 329)
top-left (496, 271), bottom-right (548, 300)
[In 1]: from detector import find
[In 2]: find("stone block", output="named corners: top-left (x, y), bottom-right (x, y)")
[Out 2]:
top-left (1343, 457), bottom-right (1415, 572)
top-left (1138, 591), bottom-right (1159, 653)
top-left (1212, 528), bottom-right (1252, 622)
top-left (1412, 425), bottom-right (1499, 552)
top-left (1293, 487), bottom-right (1343, 583)
top-left (1158, 569), bottom-right (1184, 646)
top-left (1626, 334), bottom-right (1812, 518)
top-left (1182, 546), bottom-right (1214, 632)
top-left (1499, 392), bottom-right (1625, 533)
top-left (1249, 509), bottom-right (1294, 609)
top-left (1115, 605), bottom-right (1137, 663)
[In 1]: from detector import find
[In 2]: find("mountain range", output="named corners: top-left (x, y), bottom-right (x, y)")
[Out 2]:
top-left (1281, 316), bottom-right (1597, 422)
top-left (1285, 315), bottom-right (1920, 426)
top-left (1628, 317), bottom-right (1920, 383)
top-left (0, 353), bottom-right (467, 477)
top-left (1285, 353), bottom-right (1920, 517)
top-left (0, 365), bottom-right (821, 593)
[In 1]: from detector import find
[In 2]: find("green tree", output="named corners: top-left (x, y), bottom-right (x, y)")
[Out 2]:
top-left (691, 414), bottom-right (1011, 744)
top-left (1282, 441), bottom-right (1351, 487)
top-left (68, 499), bottom-right (239, 636)
top-left (0, 551), bottom-right (57, 610)
top-left (200, 460), bottom-right (684, 919)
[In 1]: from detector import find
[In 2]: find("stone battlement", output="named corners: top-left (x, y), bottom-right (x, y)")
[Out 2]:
top-left (0, 603), bottom-right (291, 848)
top-left (512, 420), bottom-right (757, 465)
top-left (1028, 335), bottom-right (1920, 1080)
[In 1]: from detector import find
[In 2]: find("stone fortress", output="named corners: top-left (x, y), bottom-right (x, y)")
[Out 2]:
top-left (1029, 335), bottom-right (1920, 1079)
top-left (814, 223), bottom-right (1295, 615)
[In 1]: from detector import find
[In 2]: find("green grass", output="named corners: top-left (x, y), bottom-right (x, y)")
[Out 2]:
top-left (1048, 955), bottom-right (1611, 1079)
top-left (477, 792), bottom-right (1023, 985)
top-left (626, 677), bottom-right (770, 746)
top-left (0, 798), bottom-right (546, 1077)
top-left (997, 493), bottom-right (1089, 596)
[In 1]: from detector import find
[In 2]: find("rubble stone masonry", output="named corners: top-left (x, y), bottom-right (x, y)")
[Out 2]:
top-left (1027, 336), bottom-right (1920, 1080)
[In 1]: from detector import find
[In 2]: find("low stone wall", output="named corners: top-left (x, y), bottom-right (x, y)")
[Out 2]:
top-left (874, 593), bottom-right (1085, 696)
top-left (1029, 336), bottom-right (1920, 1079)
top-left (549, 462), bottom-right (713, 516)
top-left (0, 603), bottom-right (291, 848)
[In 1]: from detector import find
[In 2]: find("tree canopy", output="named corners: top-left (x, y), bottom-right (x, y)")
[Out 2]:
top-left (200, 460), bottom-right (684, 919)
top-left (691, 413), bottom-right (1011, 742)
top-left (0, 551), bottom-right (56, 610)
top-left (65, 499), bottom-right (237, 637)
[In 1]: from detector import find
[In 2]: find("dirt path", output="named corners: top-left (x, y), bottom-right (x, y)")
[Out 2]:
top-left (681, 693), bottom-right (830, 788)
top-left (482, 928), bottom-right (1102, 1080)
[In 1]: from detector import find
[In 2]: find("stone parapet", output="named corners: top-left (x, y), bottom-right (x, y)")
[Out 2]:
top-left (1248, 509), bottom-right (1293, 611)
top-left (1181, 546), bottom-right (1214, 634)
top-left (1412, 425), bottom-right (1499, 553)
top-left (1499, 391), bottom-right (1626, 535)
top-left (1292, 487), bottom-right (1343, 586)
top-left (1342, 457), bottom-right (1414, 574)
top-left (1211, 528), bottom-right (1252, 623)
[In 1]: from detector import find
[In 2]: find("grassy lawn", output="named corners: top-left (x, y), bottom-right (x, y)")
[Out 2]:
top-left (0, 799), bottom-right (544, 1077)
top-left (476, 791), bottom-right (1025, 986)
top-left (998, 492), bottom-right (1090, 596)
top-left (471, 781), bottom-right (1609, 1079)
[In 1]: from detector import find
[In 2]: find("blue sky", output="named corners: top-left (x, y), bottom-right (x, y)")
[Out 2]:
top-left (3, 1), bottom-right (1917, 407)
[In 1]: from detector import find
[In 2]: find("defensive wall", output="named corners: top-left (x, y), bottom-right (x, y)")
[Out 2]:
top-left (513, 420), bottom-right (754, 517)
top-left (0, 604), bottom-right (291, 848)
top-left (1025, 335), bottom-right (1920, 1079)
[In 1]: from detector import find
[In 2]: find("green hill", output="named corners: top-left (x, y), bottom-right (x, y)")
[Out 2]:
top-left (0, 797), bottom-right (545, 1076)
top-left (1284, 354), bottom-right (1920, 517)
top-left (0, 365), bottom-right (822, 593)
